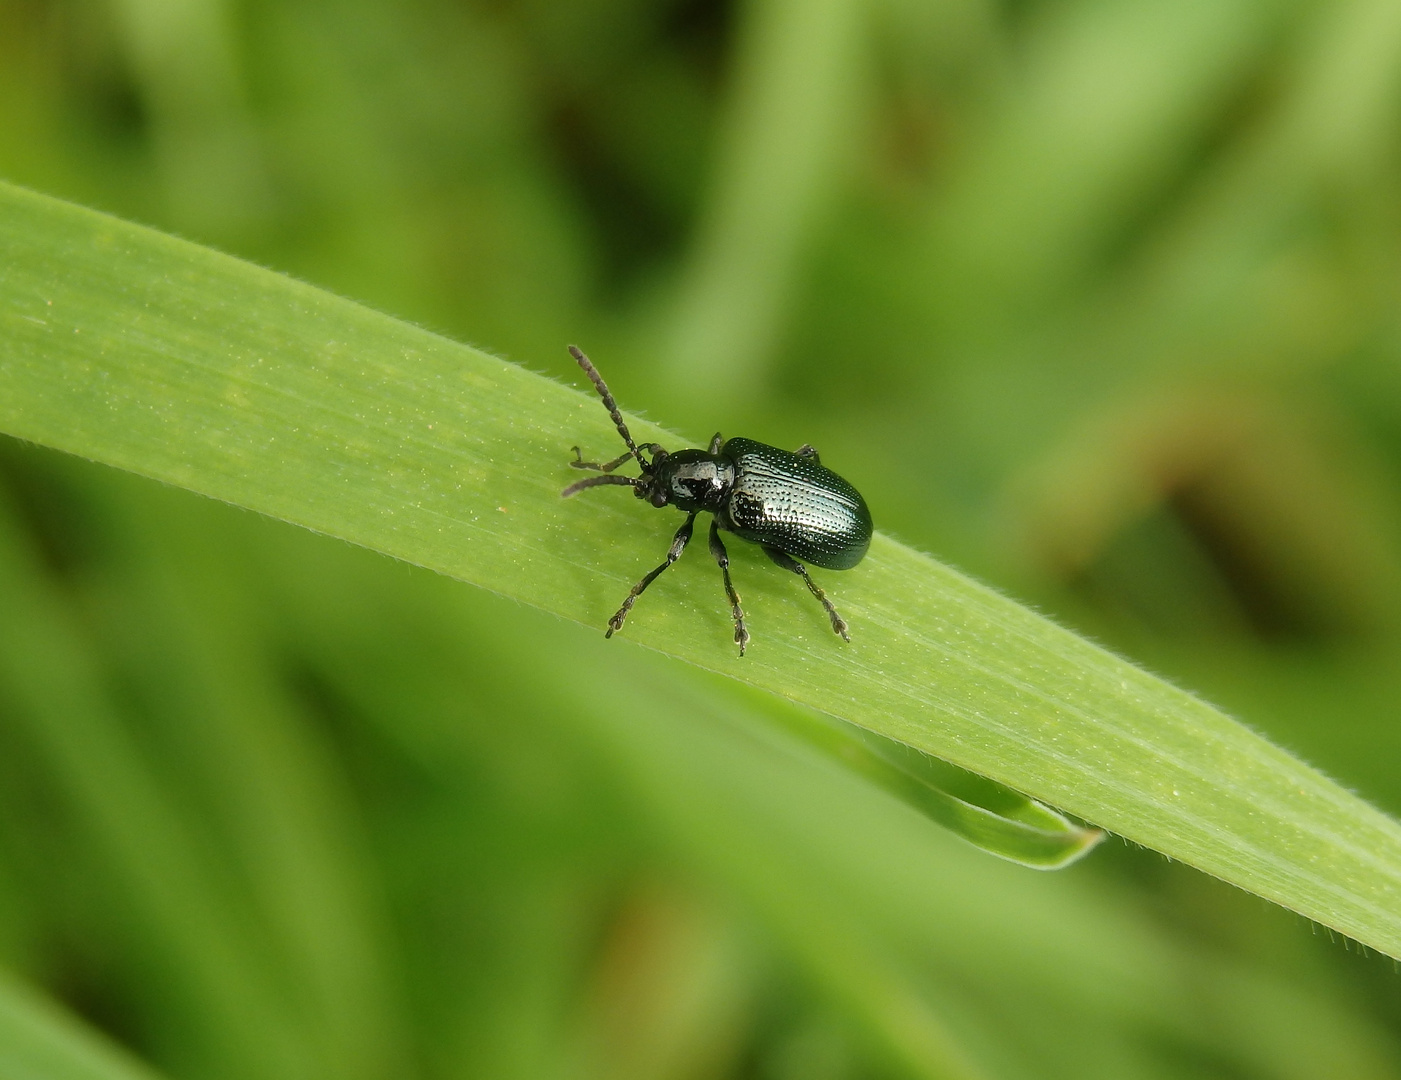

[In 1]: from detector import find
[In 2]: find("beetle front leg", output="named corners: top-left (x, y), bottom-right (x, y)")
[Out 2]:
top-left (571, 446), bottom-right (636, 472)
top-left (607, 512), bottom-right (698, 637)
top-left (708, 519), bottom-right (749, 656)
top-left (709, 432), bottom-right (724, 454)
top-left (572, 441), bottom-right (668, 473)
top-left (762, 546), bottom-right (849, 641)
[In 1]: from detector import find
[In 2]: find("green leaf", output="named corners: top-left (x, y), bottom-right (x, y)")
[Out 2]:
top-left (0, 973), bottom-right (165, 1080)
top-left (3, 180), bottom-right (1401, 955)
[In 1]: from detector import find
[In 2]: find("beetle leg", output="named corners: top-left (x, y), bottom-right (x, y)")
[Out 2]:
top-left (762, 546), bottom-right (849, 641)
top-left (571, 446), bottom-right (636, 473)
top-left (607, 512), bottom-right (698, 637)
top-left (794, 444), bottom-right (821, 464)
top-left (708, 519), bottom-right (749, 656)
top-left (709, 432), bottom-right (723, 454)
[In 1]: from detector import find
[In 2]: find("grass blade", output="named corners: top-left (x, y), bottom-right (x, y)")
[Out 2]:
top-left (0, 974), bottom-right (166, 1080)
top-left (3, 181), bottom-right (1401, 955)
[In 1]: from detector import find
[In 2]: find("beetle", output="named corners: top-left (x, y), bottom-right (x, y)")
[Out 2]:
top-left (561, 345), bottom-right (872, 655)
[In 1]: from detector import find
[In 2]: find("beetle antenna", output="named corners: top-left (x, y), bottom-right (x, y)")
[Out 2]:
top-left (569, 345), bottom-right (649, 470)
top-left (561, 473), bottom-right (640, 499)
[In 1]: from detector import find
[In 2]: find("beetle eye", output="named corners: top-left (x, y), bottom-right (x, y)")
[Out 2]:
top-left (650, 490), bottom-right (668, 508)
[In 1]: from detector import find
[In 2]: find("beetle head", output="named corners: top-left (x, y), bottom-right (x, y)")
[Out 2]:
top-left (634, 449), bottom-right (671, 508)
top-left (642, 449), bottom-right (733, 513)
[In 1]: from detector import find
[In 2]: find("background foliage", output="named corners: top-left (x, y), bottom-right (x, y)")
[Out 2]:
top-left (3, 0), bottom-right (1401, 1077)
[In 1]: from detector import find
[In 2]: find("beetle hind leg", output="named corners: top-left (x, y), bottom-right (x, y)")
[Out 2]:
top-left (763, 546), bottom-right (849, 641)
top-left (607, 512), bottom-right (697, 637)
top-left (708, 520), bottom-right (749, 656)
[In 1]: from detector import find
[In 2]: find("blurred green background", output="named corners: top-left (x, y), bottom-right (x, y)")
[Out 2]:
top-left (4, 0), bottom-right (1401, 1076)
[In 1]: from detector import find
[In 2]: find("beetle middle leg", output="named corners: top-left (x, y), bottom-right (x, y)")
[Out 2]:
top-left (762, 546), bottom-right (850, 641)
top-left (607, 511), bottom-right (698, 637)
top-left (708, 519), bottom-right (749, 656)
